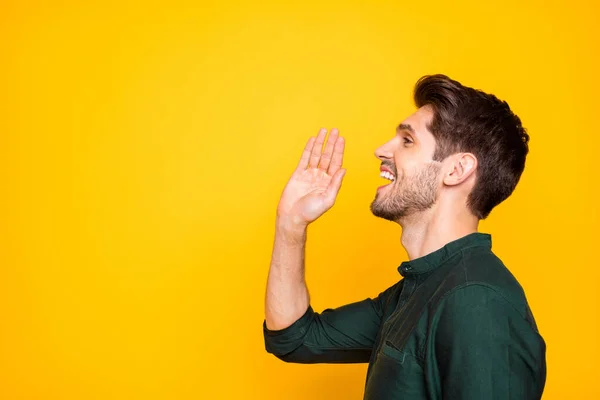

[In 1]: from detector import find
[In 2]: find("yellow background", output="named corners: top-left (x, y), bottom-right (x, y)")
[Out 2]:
top-left (2, 0), bottom-right (598, 398)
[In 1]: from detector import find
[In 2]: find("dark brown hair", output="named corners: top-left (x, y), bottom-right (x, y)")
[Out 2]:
top-left (414, 74), bottom-right (529, 219)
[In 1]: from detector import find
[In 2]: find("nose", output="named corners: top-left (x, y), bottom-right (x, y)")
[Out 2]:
top-left (374, 142), bottom-right (393, 161)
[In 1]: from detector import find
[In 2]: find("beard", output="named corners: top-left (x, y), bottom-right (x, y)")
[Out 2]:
top-left (370, 162), bottom-right (441, 221)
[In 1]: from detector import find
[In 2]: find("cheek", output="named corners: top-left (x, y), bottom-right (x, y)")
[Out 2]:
top-left (393, 150), bottom-right (421, 171)
top-left (393, 160), bottom-right (417, 181)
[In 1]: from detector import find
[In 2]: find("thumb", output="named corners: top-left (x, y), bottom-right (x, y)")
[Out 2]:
top-left (324, 168), bottom-right (346, 205)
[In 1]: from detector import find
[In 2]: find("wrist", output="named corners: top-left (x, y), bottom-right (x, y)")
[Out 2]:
top-left (275, 215), bottom-right (308, 243)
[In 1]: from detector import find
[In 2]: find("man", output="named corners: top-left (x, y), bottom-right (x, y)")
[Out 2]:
top-left (262, 74), bottom-right (546, 399)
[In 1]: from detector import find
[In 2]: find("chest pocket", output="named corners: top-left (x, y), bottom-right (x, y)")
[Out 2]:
top-left (364, 341), bottom-right (427, 400)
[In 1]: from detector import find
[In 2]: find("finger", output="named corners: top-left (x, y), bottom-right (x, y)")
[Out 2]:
top-left (309, 128), bottom-right (327, 169)
top-left (327, 136), bottom-right (345, 176)
top-left (324, 168), bottom-right (346, 207)
top-left (318, 128), bottom-right (339, 172)
top-left (295, 136), bottom-right (316, 173)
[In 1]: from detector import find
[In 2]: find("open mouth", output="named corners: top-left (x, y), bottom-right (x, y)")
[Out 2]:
top-left (380, 170), bottom-right (395, 182)
top-left (378, 170), bottom-right (395, 190)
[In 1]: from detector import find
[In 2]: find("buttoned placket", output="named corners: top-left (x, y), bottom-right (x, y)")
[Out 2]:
top-left (395, 266), bottom-right (417, 313)
top-left (376, 264), bottom-right (418, 351)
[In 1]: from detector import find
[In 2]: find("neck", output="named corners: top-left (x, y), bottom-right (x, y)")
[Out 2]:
top-left (398, 204), bottom-right (479, 260)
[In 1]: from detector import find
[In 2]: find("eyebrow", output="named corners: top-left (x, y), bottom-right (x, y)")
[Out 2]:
top-left (396, 123), bottom-right (416, 135)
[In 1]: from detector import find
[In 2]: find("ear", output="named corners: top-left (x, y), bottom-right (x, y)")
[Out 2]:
top-left (443, 153), bottom-right (477, 186)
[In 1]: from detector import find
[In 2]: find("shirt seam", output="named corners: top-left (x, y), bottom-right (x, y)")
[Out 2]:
top-left (435, 282), bottom-right (528, 320)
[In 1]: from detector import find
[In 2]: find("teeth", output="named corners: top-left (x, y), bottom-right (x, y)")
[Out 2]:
top-left (379, 171), bottom-right (395, 181)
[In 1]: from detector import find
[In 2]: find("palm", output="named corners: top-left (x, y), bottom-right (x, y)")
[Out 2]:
top-left (278, 128), bottom-right (346, 224)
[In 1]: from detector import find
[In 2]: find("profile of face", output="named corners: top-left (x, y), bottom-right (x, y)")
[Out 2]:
top-left (370, 106), bottom-right (443, 221)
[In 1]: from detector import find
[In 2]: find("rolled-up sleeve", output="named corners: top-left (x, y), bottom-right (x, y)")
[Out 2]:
top-left (263, 282), bottom-right (400, 364)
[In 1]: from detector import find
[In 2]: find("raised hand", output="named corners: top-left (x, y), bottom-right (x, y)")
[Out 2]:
top-left (277, 128), bottom-right (346, 227)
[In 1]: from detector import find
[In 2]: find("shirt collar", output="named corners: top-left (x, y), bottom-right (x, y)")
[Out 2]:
top-left (397, 232), bottom-right (492, 277)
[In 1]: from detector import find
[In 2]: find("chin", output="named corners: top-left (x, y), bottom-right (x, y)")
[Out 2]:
top-left (370, 203), bottom-right (394, 221)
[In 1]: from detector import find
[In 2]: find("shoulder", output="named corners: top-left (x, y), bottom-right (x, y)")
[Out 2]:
top-left (436, 283), bottom-right (516, 318)
top-left (440, 246), bottom-right (531, 319)
top-left (433, 284), bottom-right (523, 342)
top-left (433, 283), bottom-right (545, 357)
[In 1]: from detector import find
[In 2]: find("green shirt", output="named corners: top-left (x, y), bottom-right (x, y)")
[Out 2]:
top-left (263, 233), bottom-right (546, 399)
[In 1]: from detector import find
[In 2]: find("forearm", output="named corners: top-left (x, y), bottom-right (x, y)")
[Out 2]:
top-left (264, 216), bottom-right (310, 330)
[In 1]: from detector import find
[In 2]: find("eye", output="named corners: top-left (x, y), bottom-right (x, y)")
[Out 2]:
top-left (403, 137), bottom-right (413, 145)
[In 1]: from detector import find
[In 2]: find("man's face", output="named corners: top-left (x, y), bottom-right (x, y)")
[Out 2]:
top-left (370, 106), bottom-right (443, 221)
